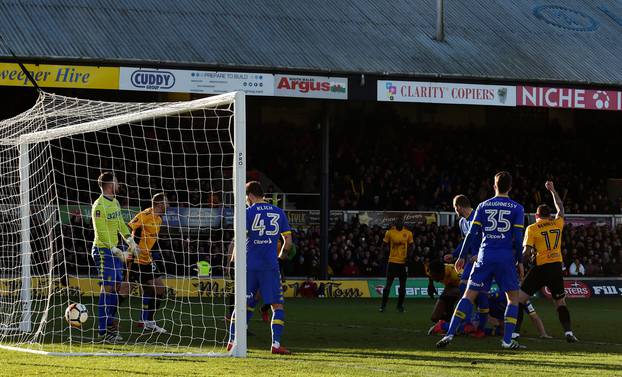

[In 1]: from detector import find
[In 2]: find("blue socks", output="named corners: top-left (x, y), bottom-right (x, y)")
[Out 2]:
top-left (141, 297), bottom-right (154, 322)
top-left (447, 298), bottom-right (473, 336)
top-left (271, 309), bottom-right (285, 346)
top-left (228, 297), bottom-right (257, 343)
top-left (477, 294), bottom-right (489, 330)
top-left (98, 291), bottom-right (118, 335)
top-left (441, 321), bottom-right (464, 334)
top-left (503, 304), bottom-right (519, 344)
top-left (98, 292), bottom-right (106, 334)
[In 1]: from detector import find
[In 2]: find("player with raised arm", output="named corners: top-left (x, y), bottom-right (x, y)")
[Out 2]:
top-left (227, 181), bottom-right (293, 355)
top-left (451, 195), bottom-right (489, 335)
top-left (91, 172), bottom-right (137, 343)
top-left (127, 192), bottom-right (169, 333)
top-left (379, 219), bottom-right (414, 313)
top-left (518, 181), bottom-right (578, 342)
top-left (437, 171), bottom-right (525, 350)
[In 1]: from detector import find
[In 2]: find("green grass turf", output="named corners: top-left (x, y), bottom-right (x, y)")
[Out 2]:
top-left (3, 298), bottom-right (622, 376)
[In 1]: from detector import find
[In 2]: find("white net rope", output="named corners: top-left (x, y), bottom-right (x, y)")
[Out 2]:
top-left (0, 91), bottom-right (241, 355)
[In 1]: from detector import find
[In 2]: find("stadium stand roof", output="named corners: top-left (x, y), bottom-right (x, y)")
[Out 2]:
top-left (0, 0), bottom-right (621, 86)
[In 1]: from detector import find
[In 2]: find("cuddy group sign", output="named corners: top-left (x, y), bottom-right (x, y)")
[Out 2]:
top-left (119, 67), bottom-right (274, 96)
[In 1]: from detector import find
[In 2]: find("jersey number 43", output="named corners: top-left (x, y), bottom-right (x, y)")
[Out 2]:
top-left (251, 213), bottom-right (280, 236)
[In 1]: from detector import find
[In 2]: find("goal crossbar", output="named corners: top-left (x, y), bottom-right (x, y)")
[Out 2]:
top-left (17, 92), bottom-right (238, 145)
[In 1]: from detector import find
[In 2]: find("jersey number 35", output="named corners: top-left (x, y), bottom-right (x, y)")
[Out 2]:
top-left (484, 209), bottom-right (511, 232)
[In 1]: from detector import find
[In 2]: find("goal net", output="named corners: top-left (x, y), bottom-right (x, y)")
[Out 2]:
top-left (0, 91), bottom-right (247, 357)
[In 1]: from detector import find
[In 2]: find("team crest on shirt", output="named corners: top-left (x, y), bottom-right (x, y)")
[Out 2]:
top-left (95, 210), bottom-right (101, 218)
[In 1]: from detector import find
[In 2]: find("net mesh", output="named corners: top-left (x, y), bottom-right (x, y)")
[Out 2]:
top-left (0, 91), bottom-right (243, 356)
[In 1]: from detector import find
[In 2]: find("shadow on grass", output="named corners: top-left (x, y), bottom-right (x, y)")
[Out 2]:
top-left (7, 361), bottom-right (152, 375)
top-left (280, 347), bottom-right (622, 374)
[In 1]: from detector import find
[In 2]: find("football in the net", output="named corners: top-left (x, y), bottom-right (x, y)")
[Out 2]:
top-left (64, 303), bottom-right (88, 328)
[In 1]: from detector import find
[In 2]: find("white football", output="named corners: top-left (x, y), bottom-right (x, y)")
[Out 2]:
top-left (65, 303), bottom-right (88, 328)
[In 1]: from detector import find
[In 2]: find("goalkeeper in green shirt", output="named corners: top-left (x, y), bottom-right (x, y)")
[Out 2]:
top-left (91, 172), bottom-right (137, 343)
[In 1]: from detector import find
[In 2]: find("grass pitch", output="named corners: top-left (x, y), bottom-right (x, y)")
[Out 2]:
top-left (3, 298), bottom-right (622, 376)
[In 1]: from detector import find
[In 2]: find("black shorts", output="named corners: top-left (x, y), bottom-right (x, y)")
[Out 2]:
top-left (129, 262), bottom-right (163, 284)
top-left (521, 262), bottom-right (565, 300)
top-left (439, 286), bottom-right (460, 309)
top-left (386, 262), bottom-right (407, 281)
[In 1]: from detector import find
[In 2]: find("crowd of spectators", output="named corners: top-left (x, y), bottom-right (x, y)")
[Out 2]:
top-left (287, 218), bottom-right (622, 278)
top-left (250, 121), bottom-right (622, 214)
top-left (11, 206), bottom-right (622, 279)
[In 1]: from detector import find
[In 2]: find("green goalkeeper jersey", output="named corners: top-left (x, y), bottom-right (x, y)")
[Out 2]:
top-left (92, 194), bottom-right (131, 249)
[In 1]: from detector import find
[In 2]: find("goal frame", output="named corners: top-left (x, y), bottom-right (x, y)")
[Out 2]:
top-left (0, 91), bottom-right (247, 357)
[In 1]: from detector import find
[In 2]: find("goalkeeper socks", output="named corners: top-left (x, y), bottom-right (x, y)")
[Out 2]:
top-left (98, 292), bottom-right (107, 335)
top-left (98, 292), bottom-right (118, 334)
top-left (151, 294), bottom-right (165, 321)
top-left (503, 304), bottom-right (519, 344)
top-left (557, 305), bottom-right (572, 332)
top-left (141, 297), bottom-right (155, 322)
top-left (447, 298), bottom-right (473, 336)
top-left (477, 294), bottom-right (489, 331)
top-left (271, 309), bottom-right (285, 346)
top-left (106, 292), bottom-right (119, 327)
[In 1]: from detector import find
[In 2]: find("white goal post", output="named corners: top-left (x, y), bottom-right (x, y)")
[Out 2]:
top-left (0, 91), bottom-right (246, 357)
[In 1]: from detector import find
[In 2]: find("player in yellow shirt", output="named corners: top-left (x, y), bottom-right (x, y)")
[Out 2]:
top-left (379, 219), bottom-right (414, 312)
top-left (518, 181), bottom-right (578, 343)
top-left (127, 192), bottom-right (169, 333)
top-left (426, 260), bottom-right (461, 325)
top-left (91, 172), bottom-right (137, 343)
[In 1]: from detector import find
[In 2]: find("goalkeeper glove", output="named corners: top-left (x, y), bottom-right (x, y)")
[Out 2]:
top-left (125, 237), bottom-right (138, 257)
top-left (111, 247), bottom-right (125, 262)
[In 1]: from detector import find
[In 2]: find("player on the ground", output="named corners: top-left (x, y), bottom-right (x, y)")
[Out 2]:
top-left (518, 181), bottom-right (579, 342)
top-left (91, 172), bottom-right (137, 343)
top-left (426, 260), bottom-right (461, 327)
top-left (429, 290), bottom-right (550, 338)
top-left (379, 219), bottom-right (414, 313)
top-left (437, 171), bottom-right (525, 350)
top-left (227, 181), bottom-right (293, 355)
top-left (127, 192), bottom-right (169, 333)
top-left (451, 195), bottom-right (489, 333)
